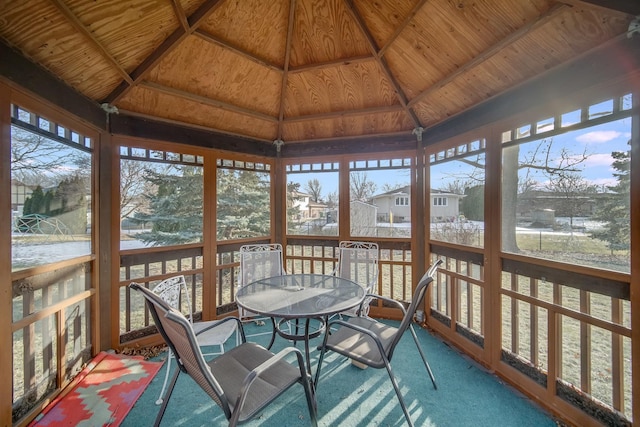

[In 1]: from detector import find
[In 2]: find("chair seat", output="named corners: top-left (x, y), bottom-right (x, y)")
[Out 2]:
top-left (323, 317), bottom-right (398, 369)
top-left (209, 342), bottom-right (303, 422)
top-left (192, 320), bottom-right (237, 348)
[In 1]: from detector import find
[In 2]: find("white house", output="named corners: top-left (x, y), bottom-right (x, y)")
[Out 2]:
top-left (371, 186), bottom-right (464, 223)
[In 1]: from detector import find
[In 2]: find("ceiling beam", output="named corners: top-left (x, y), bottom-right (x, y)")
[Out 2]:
top-left (282, 104), bottom-right (404, 123)
top-left (140, 81), bottom-right (278, 122)
top-left (276, 0), bottom-right (297, 142)
top-left (194, 29), bottom-right (283, 72)
top-left (103, 0), bottom-right (227, 104)
top-left (170, 0), bottom-right (190, 31)
top-left (408, 3), bottom-right (569, 109)
top-left (342, 0), bottom-right (422, 129)
top-left (49, 0), bottom-right (133, 85)
top-left (288, 55), bottom-right (373, 73)
top-left (378, 0), bottom-right (430, 57)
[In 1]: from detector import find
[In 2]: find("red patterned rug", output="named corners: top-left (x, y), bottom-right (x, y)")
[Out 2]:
top-left (30, 351), bottom-right (162, 427)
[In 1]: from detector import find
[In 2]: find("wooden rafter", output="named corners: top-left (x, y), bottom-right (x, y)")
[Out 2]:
top-left (282, 104), bottom-right (404, 123)
top-left (140, 81), bottom-right (278, 122)
top-left (288, 55), bottom-right (373, 73)
top-left (103, 0), bottom-right (227, 104)
top-left (378, 0), bottom-right (430, 57)
top-left (194, 29), bottom-right (282, 72)
top-left (342, 0), bottom-right (422, 129)
top-left (170, 0), bottom-right (189, 31)
top-left (276, 0), bottom-right (297, 142)
top-left (407, 3), bottom-right (570, 109)
top-left (49, 0), bottom-right (133, 85)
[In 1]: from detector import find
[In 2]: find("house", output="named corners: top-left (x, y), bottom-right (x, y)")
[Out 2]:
top-left (291, 191), bottom-right (329, 222)
top-left (371, 186), bottom-right (464, 223)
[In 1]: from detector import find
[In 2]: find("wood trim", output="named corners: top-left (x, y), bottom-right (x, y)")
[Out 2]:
top-left (195, 29), bottom-right (282, 72)
top-left (0, 81), bottom-right (13, 427)
top-left (377, 0), bottom-right (429, 58)
top-left (277, 0), bottom-right (297, 141)
top-left (630, 82), bottom-right (640, 427)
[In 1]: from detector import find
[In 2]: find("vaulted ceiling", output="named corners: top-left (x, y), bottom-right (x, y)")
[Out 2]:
top-left (0, 0), bottom-right (637, 148)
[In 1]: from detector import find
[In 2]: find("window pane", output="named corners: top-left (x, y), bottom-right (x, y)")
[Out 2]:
top-left (120, 152), bottom-right (204, 248)
top-left (286, 163), bottom-right (338, 236)
top-left (358, 162), bottom-right (411, 238)
top-left (429, 151), bottom-right (485, 248)
top-left (11, 126), bottom-right (92, 270)
top-left (501, 118), bottom-right (631, 272)
top-left (217, 167), bottom-right (271, 240)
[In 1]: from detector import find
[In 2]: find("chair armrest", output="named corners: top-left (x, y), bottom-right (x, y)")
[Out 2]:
top-left (357, 293), bottom-right (407, 316)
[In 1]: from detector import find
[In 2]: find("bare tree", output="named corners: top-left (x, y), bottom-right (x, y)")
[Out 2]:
top-left (120, 159), bottom-right (152, 220)
top-left (350, 171), bottom-right (376, 202)
top-left (304, 179), bottom-right (322, 203)
top-left (545, 172), bottom-right (595, 228)
top-left (11, 128), bottom-right (79, 186)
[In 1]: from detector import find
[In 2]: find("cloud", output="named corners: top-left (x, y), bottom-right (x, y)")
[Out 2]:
top-left (576, 130), bottom-right (622, 144)
top-left (583, 153), bottom-right (615, 167)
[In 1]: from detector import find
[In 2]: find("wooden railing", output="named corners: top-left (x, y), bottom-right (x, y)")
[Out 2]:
top-left (11, 258), bottom-right (94, 424)
top-left (427, 245), bottom-right (632, 425)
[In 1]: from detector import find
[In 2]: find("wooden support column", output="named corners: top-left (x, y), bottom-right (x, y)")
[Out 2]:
top-left (0, 80), bottom-right (13, 426)
top-left (202, 150), bottom-right (216, 320)
top-left (484, 127), bottom-right (502, 368)
top-left (630, 80), bottom-right (640, 424)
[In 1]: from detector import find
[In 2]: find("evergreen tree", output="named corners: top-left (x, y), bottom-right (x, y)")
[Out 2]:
top-left (134, 166), bottom-right (204, 246)
top-left (461, 185), bottom-right (484, 221)
top-left (217, 169), bottom-right (271, 239)
top-left (591, 146), bottom-right (630, 254)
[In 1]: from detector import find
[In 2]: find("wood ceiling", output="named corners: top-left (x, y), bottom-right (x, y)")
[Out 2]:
top-left (0, 0), bottom-right (637, 148)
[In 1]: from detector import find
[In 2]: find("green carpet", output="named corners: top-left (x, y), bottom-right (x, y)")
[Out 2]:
top-left (123, 320), bottom-right (556, 426)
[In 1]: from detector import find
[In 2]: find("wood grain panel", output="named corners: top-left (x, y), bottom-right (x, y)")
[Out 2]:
top-left (281, 110), bottom-right (413, 141)
top-left (351, 0), bottom-right (420, 49)
top-left (145, 36), bottom-right (282, 116)
top-left (289, 0), bottom-right (370, 67)
top-left (200, 0), bottom-right (290, 66)
top-left (118, 86), bottom-right (278, 141)
top-left (284, 60), bottom-right (398, 116)
top-left (65, 0), bottom-right (178, 73)
top-left (0, 0), bottom-right (123, 99)
top-left (385, 0), bottom-right (552, 98)
top-left (178, 0), bottom-right (208, 17)
top-left (412, 6), bottom-right (630, 127)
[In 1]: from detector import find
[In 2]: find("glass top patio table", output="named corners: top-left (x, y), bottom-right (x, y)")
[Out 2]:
top-left (236, 273), bottom-right (366, 319)
top-left (236, 273), bottom-right (366, 376)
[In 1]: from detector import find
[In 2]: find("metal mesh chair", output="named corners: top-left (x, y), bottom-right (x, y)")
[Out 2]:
top-left (332, 241), bottom-right (379, 316)
top-left (135, 275), bottom-right (237, 405)
top-left (238, 243), bottom-right (289, 345)
top-left (315, 260), bottom-right (442, 427)
top-left (130, 282), bottom-right (317, 427)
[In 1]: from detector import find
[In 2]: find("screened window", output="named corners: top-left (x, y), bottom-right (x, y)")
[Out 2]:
top-left (395, 197), bottom-right (409, 206)
top-left (501, 104), bottom-right (631, 273)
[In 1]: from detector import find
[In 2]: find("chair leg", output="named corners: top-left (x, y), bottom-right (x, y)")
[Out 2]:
top-left (155, 350), bottom-right (173, 405)
top-left (408, 324), bottom-right (437, 390)
top-left (383, 358), bottom-right (414, 427)
top-left (154, 363), bottom-right (180, 427)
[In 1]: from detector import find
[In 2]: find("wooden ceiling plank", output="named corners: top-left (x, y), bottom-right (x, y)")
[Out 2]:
top-left (343, 0), bottom-right (422, 128)
top-left (49, 0), bottom-right (133, 85)
top-left (104, 0), bottom-right (227, 104)
top-left (288, 55), bottom-right (373, 73)
top-left (283, 104), bottom-right (404, 123)
top-left (140, 81), bottom-right (278, 122)
top-left (194, 29), bottom-right (282, 72)
top-left (378, 0), bottom-right (429, 57)
top-left (408, 3), bottom-right (570, 109)
top-left (277, 0), bottom-right (297, 141)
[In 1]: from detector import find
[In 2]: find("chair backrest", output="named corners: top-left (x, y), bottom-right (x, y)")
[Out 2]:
top-left (152, 275), bottom-right (194, 323)
top-left (387, 262), bottom-right (439, 360)
top-left (239, 243), bottom-right (285, 286)
top-left (129, 282), bottom-right (232, 419)
top-left (334, 241), bottom-right (379, 291)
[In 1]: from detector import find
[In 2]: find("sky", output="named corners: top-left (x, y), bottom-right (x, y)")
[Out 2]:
top-left (286, 113), bottom-right (632, 200)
